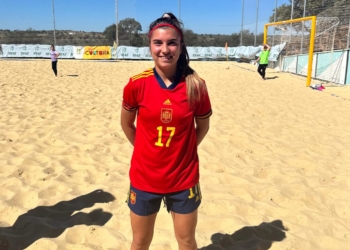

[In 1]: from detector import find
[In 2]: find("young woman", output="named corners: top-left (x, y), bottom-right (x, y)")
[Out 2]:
top-left (50, 45), bottom-right (60, 76)
top-left (121, 13), bottom-right (212, 250)
top-left (254, 43), bottom-right (271, 80)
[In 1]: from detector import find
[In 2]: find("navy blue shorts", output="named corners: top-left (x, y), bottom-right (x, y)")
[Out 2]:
top-left (126, 183), bottom-right (202, 216)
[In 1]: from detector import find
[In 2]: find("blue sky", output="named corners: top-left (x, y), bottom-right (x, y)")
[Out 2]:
top-left (0, 0), bottom-right (290, 34)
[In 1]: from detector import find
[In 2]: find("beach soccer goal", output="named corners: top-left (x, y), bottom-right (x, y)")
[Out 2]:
top-left (265, 15), bottom-right (346, 86)
top-left (264, 16), bottom-right (317, 87)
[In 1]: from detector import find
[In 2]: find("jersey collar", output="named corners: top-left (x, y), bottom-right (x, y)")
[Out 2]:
top-left (153, 68), bottom-right (182, 90)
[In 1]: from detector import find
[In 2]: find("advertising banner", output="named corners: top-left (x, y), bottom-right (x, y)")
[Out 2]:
top-left (1, 44), bottom-right (284, 61)
top-left (187, 47), bottom-right (229, 60)
top-left (83, 46), bottom-right (111, 60)
top-left (236, 46), bottom-right (261, 59)
top-left (73, 46), bottom-right (84, 59)
top-left (1, 44), bottom-right (73, 58)
top-left (54, 45), bottom-right (74, 59)
top-left (116, 46), bottom-right (152, 60)
top-left (255, 42), bottom-right (286, 62)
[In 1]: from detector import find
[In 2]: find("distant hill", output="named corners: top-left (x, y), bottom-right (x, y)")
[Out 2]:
top-left (0, 28), bottom-right (263, 48)
top-left (0, 29), bottom-right (111, 46)
top-left (0, 28), bottom-right (267, 48)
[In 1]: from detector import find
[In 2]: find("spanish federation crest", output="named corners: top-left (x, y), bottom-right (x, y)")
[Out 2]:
top-left (161, 108), bottom-right (173, 124)
top-left (130, 190), bottom-right (136, 204)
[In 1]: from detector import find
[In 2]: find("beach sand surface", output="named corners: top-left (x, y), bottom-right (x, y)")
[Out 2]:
top-left (0, 59), bottom-right (349, 250)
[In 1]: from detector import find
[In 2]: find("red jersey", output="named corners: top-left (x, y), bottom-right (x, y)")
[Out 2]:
top-left (122, 68), bottom-right (212, 193)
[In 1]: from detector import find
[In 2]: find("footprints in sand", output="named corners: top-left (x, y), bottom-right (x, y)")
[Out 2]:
top-left (202, 162), bottom-right (226, 173)
top-left (86, 145), bottom-right (111, 154)
top-left (252, 167), bottom-right (269, 179)
top-left (38, 185), bottom-right (71, 199)
top-left (15, 168), bottom-right (24, 178)
top-left (110, 132), bottom-right (125, 143)
top-left (47, 138), bottom-right (67, 146)
top-left (266, 141), bottom-right (296, 157)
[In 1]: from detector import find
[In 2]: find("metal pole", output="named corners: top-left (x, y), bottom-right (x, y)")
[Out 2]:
top-left (273, 0), bottom-right (277, 45)
top-left (116, 0), bottom-right (118, 45)
top-left (347, 17), bottom-right (350, 49)
top-left (240, 0), bottom-right (244, 45)
top-left (115, 0), bottom-right (118, 59)
top-left (254, 0), bottom-right (259, 46)
top-left (52, 0), bottom-right (56, 46)
top-left (178, 0), bottom-right (180, 20)
top-left (289, 0), bottom-right (294, 43)
top-left (301, 0), bottom-right (306, 53)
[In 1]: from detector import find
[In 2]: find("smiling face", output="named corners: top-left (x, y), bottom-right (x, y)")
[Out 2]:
top-left (149, 27), bottom-right (182, 74)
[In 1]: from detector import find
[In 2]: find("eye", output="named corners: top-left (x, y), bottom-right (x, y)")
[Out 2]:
top-left (153, 40), bottom-right (162, 45)
top-left (168, 40), bottom-right (179, 46)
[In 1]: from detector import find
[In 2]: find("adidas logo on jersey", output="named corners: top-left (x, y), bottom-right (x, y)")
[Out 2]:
top-left (163, 99), bottom-right (172, 105)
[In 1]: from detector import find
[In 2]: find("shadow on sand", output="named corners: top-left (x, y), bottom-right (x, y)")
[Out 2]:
top-left (265, 76), bottom-right (279, 80)
top-left (0, 189), bottom-right (115, 250)
top-left (199, 220), bottom-right (287, 250)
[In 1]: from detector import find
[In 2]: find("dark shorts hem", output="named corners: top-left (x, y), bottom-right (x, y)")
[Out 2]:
top-left (126, 183), bottom-right (202, 216)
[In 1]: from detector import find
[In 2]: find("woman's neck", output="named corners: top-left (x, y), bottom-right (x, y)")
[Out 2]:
top-left (155, 66), bottom-right (177, 87)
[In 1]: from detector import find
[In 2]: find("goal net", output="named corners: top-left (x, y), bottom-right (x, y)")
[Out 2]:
top-left (265, 15), bottom-right (344, 86)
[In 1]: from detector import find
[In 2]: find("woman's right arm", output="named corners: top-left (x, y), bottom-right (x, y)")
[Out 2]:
top-left (120, 108), bottom-right (137, 146)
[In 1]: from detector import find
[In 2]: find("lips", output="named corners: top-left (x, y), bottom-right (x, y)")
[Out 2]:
top-left (160, 55), bottom-right (173, 60)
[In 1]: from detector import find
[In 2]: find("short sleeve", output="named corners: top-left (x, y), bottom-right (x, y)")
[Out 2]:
top-left (122, 78), bottom-right (138, 112)
top-left (195, 83), bottom-right (212, 119)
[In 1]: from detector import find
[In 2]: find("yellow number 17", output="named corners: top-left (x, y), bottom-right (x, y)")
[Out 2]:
top-left (155, 126), bottom-right (176, 147)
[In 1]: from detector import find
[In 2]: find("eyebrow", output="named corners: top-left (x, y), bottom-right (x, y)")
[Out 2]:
top-left (152, 38), bottom-right (179, 42)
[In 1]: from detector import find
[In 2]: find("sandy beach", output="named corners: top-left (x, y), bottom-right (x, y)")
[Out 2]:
top-left (0, 59), bottom-right (349, 250)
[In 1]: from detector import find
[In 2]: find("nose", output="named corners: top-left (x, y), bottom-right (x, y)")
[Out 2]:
top-left (161, 44), bottom-right (169, 54)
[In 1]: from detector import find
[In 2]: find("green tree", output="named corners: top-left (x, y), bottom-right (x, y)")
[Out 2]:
top-left (103, 24), bottom-right (116, 44)
top-left (269, 3), bottom-right (292, 22)
top-left (240, 29), bottom-right (255, 46)
top-left (228, 33), bottom-right (240, 47)
top-left (119, 18), bottom-right (142, 36)
top-left (268, 0), bottom-right (345, 23)
top-left (130, 34), bottom-right (143, 47)
top-left (324, 0), bottom-right (350, 25)
top-left (183, 29), bottom-right (199, 46)
top-left (103, 18), bottom-right (143, 46)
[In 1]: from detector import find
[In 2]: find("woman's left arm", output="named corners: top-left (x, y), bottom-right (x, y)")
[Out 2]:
top-left (195, 117), bottom-right (210, 146)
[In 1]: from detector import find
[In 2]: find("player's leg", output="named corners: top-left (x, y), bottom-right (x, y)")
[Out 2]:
top-left (55, 61), bottom-right (58, 76)
top-left (52, 61), bottom-right (57, 76)
top-left (127, 184), bottom-right (162, 250)
top-left (262, 64), bottom-right (267, 79)
top-left (172, 210), bottom-right (198, 250)
top-left (167, 183), bottom-right (201, 250)
top-left (130, 211), bottom-right (157, 250)
top-left (257, 64), bottom-right (263, 77)
top-left (54, 61), bottom-right (58, 76)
